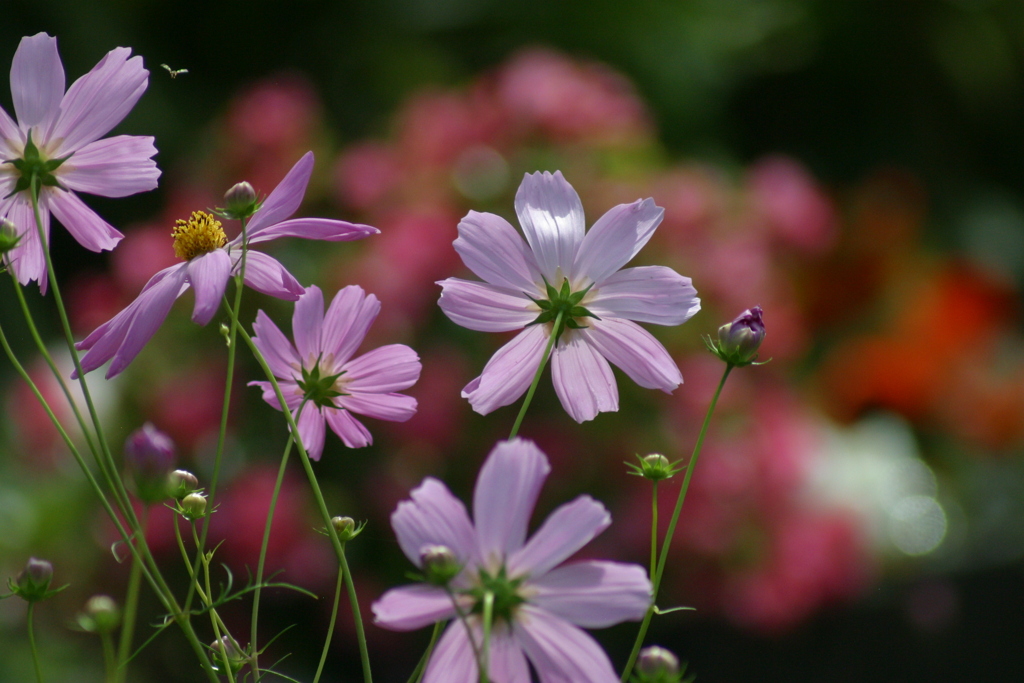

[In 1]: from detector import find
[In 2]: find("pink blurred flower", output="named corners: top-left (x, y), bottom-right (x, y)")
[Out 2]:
top-left (76, 152), bottom-right (378, 378)
top-left (250, 284), bottom-right (421, 459)
top-left (438, 170), bottom-right (700, 422)
top-left (0, 33), bottom-right (158, 290)
top-left (373, 438), bottom-right (651, 683)
top-left (747, 156), bottom-right (837, 255)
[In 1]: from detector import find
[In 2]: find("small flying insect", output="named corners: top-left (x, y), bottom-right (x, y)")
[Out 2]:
top-left (160, 64), bottom-right (189, 79)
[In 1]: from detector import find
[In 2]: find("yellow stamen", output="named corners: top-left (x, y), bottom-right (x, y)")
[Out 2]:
top-left (171, 211), bottom-right (227, 261)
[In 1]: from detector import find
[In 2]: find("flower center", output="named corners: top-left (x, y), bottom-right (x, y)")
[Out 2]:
top-left (465, 566), bottom-right (526, 624)
top-left (172, 211), bottom-right (227, 260)
top-left (297, 361), bottom-right (347, 408)
top-left (527, 276), bottom-right (600, 341)
top-left (5, 131), bottom-right (70, 199)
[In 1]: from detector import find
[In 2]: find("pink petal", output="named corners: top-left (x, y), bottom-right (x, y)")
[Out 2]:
top-left (422, 621), bottom-right (480, 683)
top-left (513, 606), bottom-right (619, 683)
top-left (251, 310), bottom-right (302, 380)
top-left (454, 210), bottom-right (542, 291)
top-left (104, 265), bottom-right (189, 378)
top-left (3, 196), bottom-right (49, 290)
top-left (322, 285), bottom-right (379, 365)
top-left (238, 250), bottom-right (304, 300)
top-left (343, 344), bottom-right (421, 393)
top-left (0, 106), bottom-right (23, 157)
top-left (573, 198), bottom-right (663, 285)
top-left (588, 266), bottom-right (700, 325)
top-left (296, 405), bottom-right (326, 461)
top-left (513, 171), bottom-right (585, 282)
top-left (437, 278), bottom-right (537, 333)
top-left (249, 379), bottom-right (303, 412)
top-left (50, 47), bottom-right (148, 154)
top-left (48, 189), bottom-right (122, 252)
top-left (550, 332), bottom-right (618, 423)
top-left (507, 496), bottom-right (610, 578)
top-left (578, 318), bottom-right (682, 392)
top-left (337, 392), bottom-right (417, 422)
top-left (323, 406), bottom-right (372, 448)
top-left (527, 561), bottom-right (651, 629)
top-left (391, 477), bottom-right (478, 568)
top-left (10, 33), bottom-right (64, 129)
top-left (245, 152), bottom-right (313, 236)
top-left (292, 285), bottom-right (325, 361)
top-left (462, 325), bottom-right (549, 416)
top-left (186, 249), bottom-right (232, 325)
top-left (372, 584), bottom-right (455, 631)
top-left (489, 627), bottom-right (531, 683)
top-left (474, 439), bottom-right (550, 568)
top-left (246, 217), bottom-right (378, 245)
top-left (60, 135), bottom-right (159, 198)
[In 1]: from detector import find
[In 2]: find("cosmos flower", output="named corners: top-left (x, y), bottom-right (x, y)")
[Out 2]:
top-left (75, 152), bottom-right (377, 378)
top-left (373, 438), bottom-right (651, 682)
top-left (437, 170), bottom-right (700, 422)
top-left (249, 284), bottom-right (420, 459)
top-left (0, 33), bottom-right (159, 291)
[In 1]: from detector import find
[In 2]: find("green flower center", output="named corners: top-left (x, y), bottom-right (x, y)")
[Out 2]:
top-left (465, 566), bottom-right (526, 623)
top-left (5, 131), bottom-right (71, 198)
top-left (527, 276), bottom-right (600, 342)
top-left (297, 361), bottom-right (347, 408)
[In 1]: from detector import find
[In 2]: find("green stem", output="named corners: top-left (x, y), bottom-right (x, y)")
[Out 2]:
top-left (620, 364), bottom-right (733, 682)
top-left (408, 621), bottom-right (444, 683)
top-left (250, 424), bottom-right (302, 680)
top-left (27, 602), bottom-right (43, 683)
top-left (101, 630), bottom-right (117, 683)
top-left (236, 324), bottom-right (373, 683)
top-left (116, 508), bottom-right (147, 683)
top-left (194, 526), bottom-right (237, 683)
top-left (508, 311), bottom-right (563, 440)
top-left (479, 591), bottom-right (493, 683)
top-left (444, 585), bottom-right (483, 670)
top-left (650, 483), bottom-right (658, 579)
top-left (313, 562), bottom-right (344, 683)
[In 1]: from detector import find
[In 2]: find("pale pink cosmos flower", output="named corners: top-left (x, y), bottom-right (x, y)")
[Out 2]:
top-left (373, 438), bottom-right (651, 682)
top-left (0, 33), bottom-right (159, 291)
top-left (437, 170), bottom-right (700, 422)
top-left (249, 284), bottom-right (420, 459)
top-left (75, 152), bottom-right (378, 378)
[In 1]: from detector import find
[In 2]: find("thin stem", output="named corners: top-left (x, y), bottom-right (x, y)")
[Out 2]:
top-left (249, 425), bottom-right (301, 680)
top-left (650, 483), bottom-right (658, 579)
top-left (508, 311), bottom-right (563, 440)
top-left (236, 324), bottom-right (373, 683)
top-left (101, 631), bottom-right (117, 683)
top-left (116, 508), bottom-right (147, 683)
top-left (193, 526), bottom-right (237, 683)
top-left (444, 585), bottom-right (483, 670)
top-left (479, 591), bottom-right (494, 683)
top-left (408, 621), bottom-right (444, 683)
top-left (27, 602), bottom-right (43, 683)
top-left (313, 562), bottom-right (344, 683)
top-left (620, 364), bottom-right (733, 682)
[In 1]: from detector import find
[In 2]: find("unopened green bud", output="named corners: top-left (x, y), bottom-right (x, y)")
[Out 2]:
top-left (222, 181), bottom-right (258, 219)
top-left (180, 492), bottom-right (208, 520)
top-left (638, 646), bottom-right (679, 676)
top-left (168, 470), bottom-right (199, 499)
top-left (627, 453), bottom-right (682, 482)
top-left (12, 557), bottom-right (53, 602)
top-left (331, 516), bottom-right (357, 541)
top-left (420, 545), bottom-right (462, 585)
top-left (79, 595), bottom-right (120, 633)
top-left (211, 636), bottom-right (247, 674)
top-left (0, 218), bottom-right (20, 254)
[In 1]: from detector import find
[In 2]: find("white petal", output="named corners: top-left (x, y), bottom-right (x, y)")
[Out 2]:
top-left (573, 198), bottom-right (663, 285)
top-left (514, 171), bottom-right (585, 282)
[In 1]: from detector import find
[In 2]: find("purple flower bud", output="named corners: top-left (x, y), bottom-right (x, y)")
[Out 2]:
top-left (14, 557), bottom-right (53, 602)
top-left (124, 423), bottom-right (176, 503)
top-left (637, 645), bottom-right (680, 676)
top-left (222, 181), bottom-right (258, 219)
top-left (168, 470), bottom-right (199, 500)
top-left (712, 306), bottom-right (766, 366)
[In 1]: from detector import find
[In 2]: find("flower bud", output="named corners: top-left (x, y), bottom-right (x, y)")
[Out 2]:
top-left (211, 636), bottom-right (247, 674)
top-left (0, 218), bottom-right (20, 254)
top-left (222, 181), bottom-right (258, 219)
top-left (709, 306), bottom-right (766, 366)
top-left (331, 516), bottom-right (357, 541)
top-left (637, 646), bottom-right (679, 676)
top-left (168, 470), bottom-right (199, 500)
top-left (627, 453), bottom-right (681, 482)
top-left (13, 557), bottom-right (53, 602)
top-left (79, 595), bottom-right (120, 633)
top-left (180, 492), bottom-right (208, 521)
top-left (124, 423), bottom-right (176, 503)
top-left (420, 545), bottom-right (462, 585)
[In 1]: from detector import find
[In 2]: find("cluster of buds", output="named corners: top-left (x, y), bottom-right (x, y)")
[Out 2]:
top-left (632, 646), bottom-right (693, 683)
top-left (705, 306), bottom-right (767, 367)
top-left (6, 557), bottom-right (65, 603)
top-left (167, 469), bottom-right (206, 521)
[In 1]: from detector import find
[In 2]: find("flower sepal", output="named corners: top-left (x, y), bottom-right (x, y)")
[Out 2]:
top-left (5, 131), bottom-right (72, 198)
top-left (626, 453), bottom-right (683, 482)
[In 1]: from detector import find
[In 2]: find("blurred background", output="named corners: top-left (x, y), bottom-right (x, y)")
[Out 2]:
top-left (3, 0), bottom-right (1024, 680)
